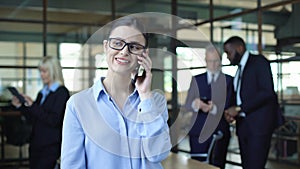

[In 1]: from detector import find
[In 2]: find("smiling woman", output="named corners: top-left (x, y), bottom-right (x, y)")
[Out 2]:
top-left (61, 15), bottom-right (172, 169)
top-left (103, 23), bottom-right (148, 82)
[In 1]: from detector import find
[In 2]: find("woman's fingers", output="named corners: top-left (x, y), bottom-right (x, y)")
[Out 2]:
top-left (138, 54), bottom-right (151, 73)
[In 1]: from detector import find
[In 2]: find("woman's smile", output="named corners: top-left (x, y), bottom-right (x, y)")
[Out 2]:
top-left (115, 57), bottom-right (130, 64)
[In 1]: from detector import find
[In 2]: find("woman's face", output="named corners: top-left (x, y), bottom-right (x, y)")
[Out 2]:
top-left (39, 66), bottom-right (52, 85)
top-left (104, 26), bottom-right (146, 76)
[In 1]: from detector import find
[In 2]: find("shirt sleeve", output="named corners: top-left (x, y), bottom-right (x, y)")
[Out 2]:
top-left (61, 97), bottom-right (86, 169)
top-left (136, 91), bottom-right (171, 162)
top-left (209, 104), bottom-right (217, 115)
top-left (191, 100), bottom-right (199, 112)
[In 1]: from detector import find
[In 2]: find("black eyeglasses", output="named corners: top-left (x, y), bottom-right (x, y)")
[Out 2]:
top-left (108, 38), bottom-right (146, 55)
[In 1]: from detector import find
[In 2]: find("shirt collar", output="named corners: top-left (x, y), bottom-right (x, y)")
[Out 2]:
top-left (93, 77), bottom-right (105, 101)
top-left (239, 50), bottom-right (249, 70)
top-left (42, 81), bottom-right (60, 93)
top-left (207, 70), bottom-right (220, 82)
top-left (93, 77), bottom-right (138, 101)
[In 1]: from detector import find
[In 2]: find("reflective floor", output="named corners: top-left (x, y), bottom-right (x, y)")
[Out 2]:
top-left (177, 134), bottom-right (299, 169)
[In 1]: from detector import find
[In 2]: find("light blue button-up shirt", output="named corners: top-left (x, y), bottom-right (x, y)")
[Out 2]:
top-left (61, 78), bottom-right (171, 169)
top-left (40, 81), bottom-right (60, 104)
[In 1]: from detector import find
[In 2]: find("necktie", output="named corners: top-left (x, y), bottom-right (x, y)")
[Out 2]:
top-left (236, 64), bottom-right (242, 105)
top-left (236, 64), bottom-right (242, 90)
top-left (236, 64), bottom-right (246, 117)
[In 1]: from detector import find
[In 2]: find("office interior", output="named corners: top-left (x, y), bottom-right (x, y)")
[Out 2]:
top-left (0, 0), bottom-right (299, 169)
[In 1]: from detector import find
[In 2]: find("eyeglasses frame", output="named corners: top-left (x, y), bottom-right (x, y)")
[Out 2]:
top-left (108, 38), bottom-right (146, 55)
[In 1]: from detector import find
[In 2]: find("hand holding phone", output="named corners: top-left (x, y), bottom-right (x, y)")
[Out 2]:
top-left (133, 51), bottom-right (147, 84)
top-left (133, 65), bottom-right (146, 83)
top-left (133, 50), bottom-right (153, 100)
top-left (200, 97), bottom-right (210, 104)
top-left (7, 86), bottom-right (26, 104)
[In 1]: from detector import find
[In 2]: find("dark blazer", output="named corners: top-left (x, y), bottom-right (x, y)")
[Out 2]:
top-left (185, 72), bottom-right (235, 169)
top-left (20, 86), bottom-right (70, 151)
top-left (185, 72), bottom-right (235, 136)
top-left (237, 54), bottom-right (277, 135)
top-left (235, 53), bottom-right (278, 169)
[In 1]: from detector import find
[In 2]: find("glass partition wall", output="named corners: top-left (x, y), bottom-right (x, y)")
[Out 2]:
top-left (0, 0), bottom-right (300, 165)
top-left (0, 0), bottom-right (299, 103)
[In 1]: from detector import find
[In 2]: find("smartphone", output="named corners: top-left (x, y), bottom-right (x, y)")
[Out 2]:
top-left (132, 51), bottom-right (147, 83)
top-left (7, 86), bottom-right (26, 104)
top-left (132, 65), bottom-right (146, 83)
top-left (200, 97), bottom-right (210, 104)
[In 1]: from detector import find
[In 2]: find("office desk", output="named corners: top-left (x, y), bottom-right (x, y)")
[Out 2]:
top-left (162, 153), bottom-right (219, 169)
top-left (0, 110), bottom-right (21, 116)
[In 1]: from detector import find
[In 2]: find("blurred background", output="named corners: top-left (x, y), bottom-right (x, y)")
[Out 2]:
top-left (0, 0), bottom-right (299, 169)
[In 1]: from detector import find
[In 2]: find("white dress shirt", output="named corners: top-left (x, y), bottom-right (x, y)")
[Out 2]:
top-left (234, 51), bottom-right (249, 117)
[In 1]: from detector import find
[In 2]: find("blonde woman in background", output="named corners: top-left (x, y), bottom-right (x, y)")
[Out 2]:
top-left (12, 56), bottom-right (70, 169)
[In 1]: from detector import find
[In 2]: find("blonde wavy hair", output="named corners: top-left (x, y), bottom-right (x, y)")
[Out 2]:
top-left (38, 56), bottom-right (64, 85)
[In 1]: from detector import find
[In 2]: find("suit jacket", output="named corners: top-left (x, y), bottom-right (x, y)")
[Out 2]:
top-left (185, 72), bottom-right (235, 136)
top-left (20, 86), bottom-right (70, 151)
top-left (237, 53), bottom-right (277, 135)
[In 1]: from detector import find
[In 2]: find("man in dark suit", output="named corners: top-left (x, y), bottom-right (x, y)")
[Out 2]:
top-left (224, 36), bottom-right (278, 169)
top-left (185, 45), bottom-right (235, 169)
